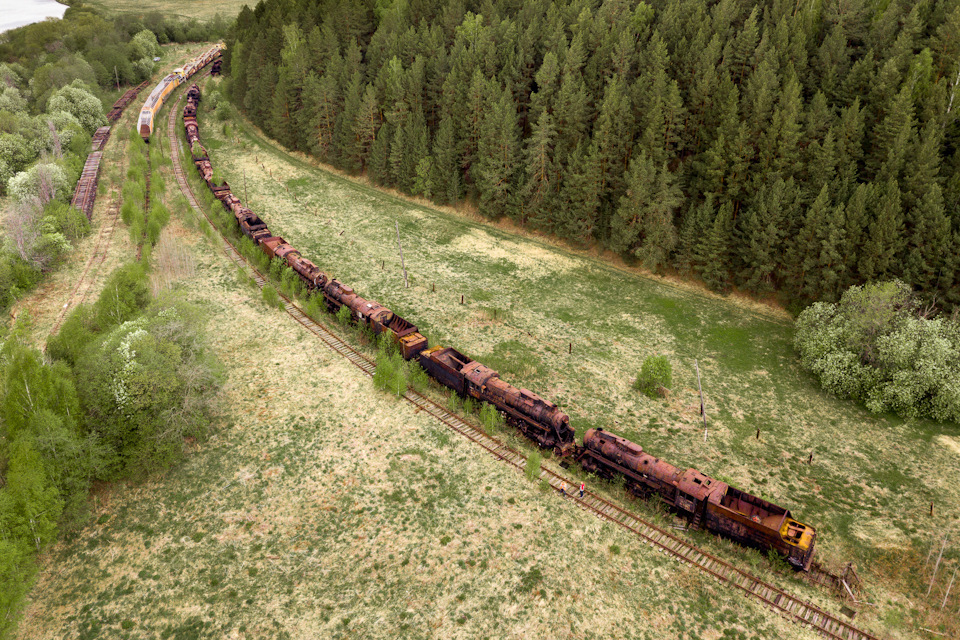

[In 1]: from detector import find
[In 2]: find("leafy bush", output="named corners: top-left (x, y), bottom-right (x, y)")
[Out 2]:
top-left (633, 355), bottom-right (673, 399)
top-left (377, 331), bottom-right (399, 357)
top-left (336, 304), bottom-right (351, 326)
top-left (373, 350), bottom-right (406, 397)
top-left (406, 361), bottom-right (429, 392)
top-left (480, 402), bottom-right (504, 432)
top-left (74, 297), bottom-right (222, 477)
top-left (795, 281), bottom-right (960, 422)
top-left (91, 262), bottom-right (151, 330)
top-left (525, 451), bottom-right (542, 481)
top-left (262, 284), bottom-right (280, 308)
top-left (3, 197), bottom-right (86, 272)
top-left (120, 200), bottom-right (141, 225)
top-left (46, 81), bottom-right (106, 134)
top-left (7, 162), bottom-right (70, 204)
top-left (46, 304), bottom-right (97, 366)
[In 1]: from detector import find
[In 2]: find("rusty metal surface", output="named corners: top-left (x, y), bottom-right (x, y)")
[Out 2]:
top-left (193, 157), bottom-right (213, 182)
top-left (582, 428), bottom-right (817, 569)
top-left (70, 151), bottom-right (103, 220)
top-left (91, 126), bottom-right (112, 151)
top-left (418, 346), bottom-right (573, 448)
top-left (107, 79), bottom-right (151, 122)
top-left (169, 95), bottom-right (879, 640)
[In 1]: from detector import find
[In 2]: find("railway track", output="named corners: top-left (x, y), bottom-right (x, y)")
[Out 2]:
top-left (167, 93), bottom-right (882, 640)
top-left (136, 152), bottom-right (152, 262)
top-left (48, 200), bottom-right (122, 337)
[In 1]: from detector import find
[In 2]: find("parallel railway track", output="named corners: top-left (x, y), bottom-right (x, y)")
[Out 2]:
top-left (167, 90), bottom-right (882, 640)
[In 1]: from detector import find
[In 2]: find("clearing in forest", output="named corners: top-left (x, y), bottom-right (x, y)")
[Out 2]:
top-left (192, 86), bottom-right (960, 636)
top-left (17, 86), bottom-right (817, 639)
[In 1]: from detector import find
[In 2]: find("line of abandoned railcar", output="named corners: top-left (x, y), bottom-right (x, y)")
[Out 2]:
top-left (176, 76), bottom-right (817, 571)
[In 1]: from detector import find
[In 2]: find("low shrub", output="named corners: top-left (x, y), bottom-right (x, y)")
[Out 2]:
top-left (525, 451), bottom-right (542, 482)
top-left (633, 355), bottom-right (673, 399)
top-left (261, 284), bottom-right (279, 308)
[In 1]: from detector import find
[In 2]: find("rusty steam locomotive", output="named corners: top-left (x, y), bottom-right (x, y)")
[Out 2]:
top-left (179, 80), bottom-right (817, 571)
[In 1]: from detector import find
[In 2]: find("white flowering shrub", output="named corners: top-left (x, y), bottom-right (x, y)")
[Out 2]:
top-left (795, 281), bottom-right (960, 422)
top-left (75, 298), bottom-right (222, 477)
top-left (6, 162), bottom-right (69, 204)
top-left (47, 81), bottom-right (106, 134)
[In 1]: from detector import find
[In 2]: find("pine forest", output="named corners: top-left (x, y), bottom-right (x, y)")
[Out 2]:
top-left (225, 0), bottom-right (960, 311)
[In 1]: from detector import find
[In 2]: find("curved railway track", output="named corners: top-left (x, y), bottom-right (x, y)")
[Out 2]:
top-left (167, 90), bottom-right (882, 640)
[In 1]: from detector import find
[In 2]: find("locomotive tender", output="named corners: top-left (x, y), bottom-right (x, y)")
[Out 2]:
top-left (180, 80), bottom-right (817, 570)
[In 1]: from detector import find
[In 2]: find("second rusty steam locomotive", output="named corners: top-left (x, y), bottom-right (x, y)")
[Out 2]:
top-left (179, 80), bottom-right (817, 571)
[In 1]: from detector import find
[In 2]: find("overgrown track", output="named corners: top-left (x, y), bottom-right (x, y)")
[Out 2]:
top-left (136, 152), bottom-right (151, 261)
top-left (47, 201), bottom-right (122, 338)
top-left (167, 92), bottom-right (882, 640)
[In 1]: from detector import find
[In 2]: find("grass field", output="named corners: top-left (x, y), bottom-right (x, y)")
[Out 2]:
top-left (15, 77), bottom-right (822, 639)
top-left (185, 78), bottom-right (960, 636)
top-left (86, 0), bottom-right (244, 21)
top-left (9, 34), bottom-right (960, 639)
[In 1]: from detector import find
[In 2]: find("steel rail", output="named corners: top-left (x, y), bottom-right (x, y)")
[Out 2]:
top-left (167, 93), bottom-right (882, 640)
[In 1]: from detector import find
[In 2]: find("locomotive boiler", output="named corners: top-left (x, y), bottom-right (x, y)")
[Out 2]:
top-left (418, 346), bottom-right (575, 453)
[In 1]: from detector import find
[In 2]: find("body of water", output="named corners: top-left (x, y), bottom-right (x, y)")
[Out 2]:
top-left (0, 0), bottom-right (68, 35)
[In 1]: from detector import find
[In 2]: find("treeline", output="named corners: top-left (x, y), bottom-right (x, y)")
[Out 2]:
top-left (0, 265), bottom-right (223, 635)
top-left (224, 0), bottom-right (960, 311)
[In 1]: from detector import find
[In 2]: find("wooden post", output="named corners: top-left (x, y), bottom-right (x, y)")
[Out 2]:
top-left (808, 453), bottom-right (813, 464)
top-left (942, 567), bottom-right (957, 609)
top-left (395, 221), bottom-right (408, 288)
top-left (695, 359), bottom-right (707, 442)
top-left (569, 342), bottom-right (572, 354)
top-left (432, 283), bottom-right (435, 292)
top-left (931, 502), bottom-right (935, 517)
top-left (756, 429), bottom-right (760, 440)
top-left (928, 535), bottom-right (948, 596)
top-left (460, 294), bottom-right (464, 304)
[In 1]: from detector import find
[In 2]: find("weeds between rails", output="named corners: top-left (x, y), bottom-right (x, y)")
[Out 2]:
top-left (179, 80), bottom-right (818, 573)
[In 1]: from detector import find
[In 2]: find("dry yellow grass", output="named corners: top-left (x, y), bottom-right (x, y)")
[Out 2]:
top-left (17, 202), bottom-right (822, 640)
top-left (87, 0), bottom-right (243, 21)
